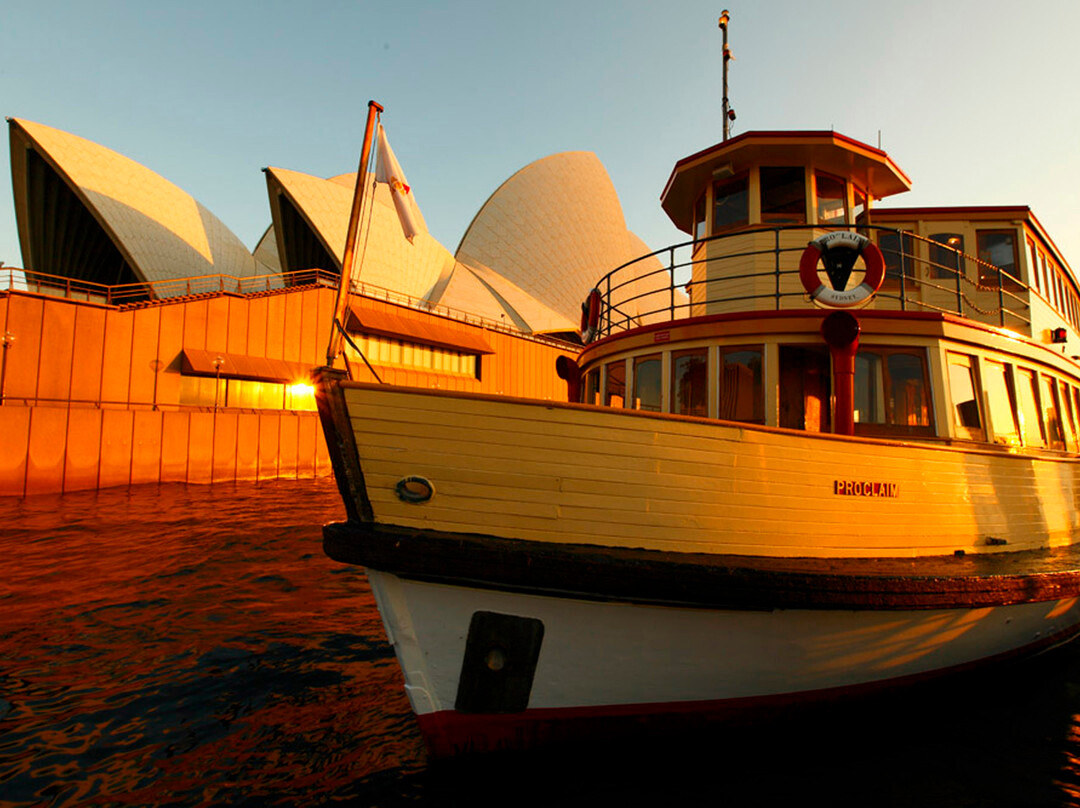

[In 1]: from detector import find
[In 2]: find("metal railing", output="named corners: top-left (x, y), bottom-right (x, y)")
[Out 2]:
top-left (593, 225), bottom-right (1034, 339)
top-left (0, 266), bottom-right (576, 349)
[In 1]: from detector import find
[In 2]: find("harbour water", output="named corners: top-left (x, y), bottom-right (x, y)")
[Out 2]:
top-left (5, 479), bottom-right (1080, 806)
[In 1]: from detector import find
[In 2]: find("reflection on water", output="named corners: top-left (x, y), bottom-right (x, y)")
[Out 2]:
top-left (7, 480), bottom-right (1080, 806)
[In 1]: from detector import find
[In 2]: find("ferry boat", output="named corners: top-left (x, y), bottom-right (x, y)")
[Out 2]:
top-left (316, 125), bottom-right (1080, 756)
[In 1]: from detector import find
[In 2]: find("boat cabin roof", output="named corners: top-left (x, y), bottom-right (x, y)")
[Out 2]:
top-left (661, 130), bottom-right (911, 233)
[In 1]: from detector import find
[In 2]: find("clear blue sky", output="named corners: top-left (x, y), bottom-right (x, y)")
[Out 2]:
top-left (2, 0), bottom-right (1079, 272)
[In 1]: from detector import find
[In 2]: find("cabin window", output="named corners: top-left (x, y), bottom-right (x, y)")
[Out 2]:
top-left (693, 192), bottom-right (708, 241)
top-left (1014, 368), bottom-right (1046, 447)
top-left (929, 234), bottom-right (964, 281)
top-left (672, 348), bottom-right (708, 417)
top-left (982, 360), bottom-right (1020, 446)
top-left (760, 167), bottom-right (806, 224)
top-left (604, 360), bottom-right (626, 408)
top-left (1040, 374), bottom-right (1066, 450)
top-left (977, 230), bottom-right (1021, 292)
top-left (778, 345), bottom-right (829, 432)
top-left (1060, 380), bottom-right (1078, 451)
top-left (852, 186), bottom-right (868, 227)
top-left (633, 354), bottom-right (662, 412)
top-left (852, 348), bottom-right (932, 436)
top-left (946, 353), bottom-right (984, 441)
top-left (719, 347), bottom-right (764, 424)
top-left (878, 231), bottom-right (915, 290)
top-left (1028, 240), bottom-right (1041, 294)
top-left (712, 174), bottom-right (749, 233)
top-left (582, 368), bottom-right (600, 405)
top-left (815, 173), bottom-right (847, 225)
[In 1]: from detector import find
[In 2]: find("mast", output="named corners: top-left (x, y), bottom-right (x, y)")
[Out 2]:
top-left (326, 100), bottom-right (384, 367)
top-left (719, 10), bottom-right (734, 141)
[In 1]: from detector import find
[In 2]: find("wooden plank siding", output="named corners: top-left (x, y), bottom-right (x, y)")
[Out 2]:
top-left (342, 384), bottom-right (1080, 559)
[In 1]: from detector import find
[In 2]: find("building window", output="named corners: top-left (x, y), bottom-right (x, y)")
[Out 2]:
top-left (947, 353), bottom-right (983, 441)
top-left (929, 233), bottom-right (964, 281)
top-left (672, 348), bottom-right (708, 417)
top-left (853, 348), bottom-right (932, 436)
top-left (760, 167), bottom-right (806, 224)
top-left (719, 346), bottom-right (764, 424)
top-left (604, 360), bottom-right (626, 408)
top-left (345, 332), bottom-right (479, 377)
top-left (633, 354), bottom-right (662, 412)
top-left (179, 375), bottom-right (227, 408)
top-left (815, 173), bottom-right (847, 226)
top-left (712, 174), bottom-right (749, 233)
top-left (977, 229), bottom-right (1021, 292)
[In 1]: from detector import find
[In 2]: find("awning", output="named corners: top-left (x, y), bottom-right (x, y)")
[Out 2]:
top-left (181, 349), bottom-right (314, 383)
top-left (346, 303), bottom-right (493, 354)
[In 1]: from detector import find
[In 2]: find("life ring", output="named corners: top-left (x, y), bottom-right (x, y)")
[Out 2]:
top-left (798, 232), bottom-right (885, 308)
top-left (580, 288), bottom-right (602, 343)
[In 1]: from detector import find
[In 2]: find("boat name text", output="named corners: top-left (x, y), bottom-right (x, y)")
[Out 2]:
top-left (834, 480), bottom-right (898, 498)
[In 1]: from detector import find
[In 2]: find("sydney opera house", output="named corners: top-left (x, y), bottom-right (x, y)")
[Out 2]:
top-left (0, 117), bottom-right (665, 496)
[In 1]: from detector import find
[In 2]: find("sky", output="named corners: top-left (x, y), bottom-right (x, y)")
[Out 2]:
top-left (2, 0), bottom-right (1079, 273)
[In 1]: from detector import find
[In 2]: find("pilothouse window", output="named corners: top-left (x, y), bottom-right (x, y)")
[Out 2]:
top-left (760, 167), bottom-right (806, 224)
top-left (712, 174), bottom-right (749, 233)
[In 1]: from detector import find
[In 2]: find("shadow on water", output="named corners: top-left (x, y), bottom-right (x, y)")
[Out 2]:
top-left (7, 480), bottom-right (1080, 806)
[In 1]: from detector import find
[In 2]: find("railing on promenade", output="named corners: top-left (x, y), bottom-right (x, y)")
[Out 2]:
top-left (593, 225), bottom-right (1033, 339)
top-left (0, 266), bottom-right (574, 349)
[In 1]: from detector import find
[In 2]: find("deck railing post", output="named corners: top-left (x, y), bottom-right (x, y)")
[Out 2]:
top-left (774, 228), bottom-right (781, 309)
top-left (955, 259), bottom-right (963, 317)
top-left (669, 248), bottom-right (676, 320)
top-left (999, 268), bottom-right (1006, 327)
top-left (898, 234), bottom-right (907, 311)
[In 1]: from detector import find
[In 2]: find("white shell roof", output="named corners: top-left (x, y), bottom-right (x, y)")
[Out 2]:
top-left (10, 118), bottom-right (260, 283)
top-left (455, 151), bottom-right (665, 324)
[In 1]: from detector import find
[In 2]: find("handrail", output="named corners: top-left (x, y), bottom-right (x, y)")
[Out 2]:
top-left (591, 224), bottom-right (1036, 339)
top-left (0, 266), bottom-right (576, 350)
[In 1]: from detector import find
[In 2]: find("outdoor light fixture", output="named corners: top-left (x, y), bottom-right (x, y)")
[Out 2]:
top-left (1052, 328), bottom-right (1068, 344)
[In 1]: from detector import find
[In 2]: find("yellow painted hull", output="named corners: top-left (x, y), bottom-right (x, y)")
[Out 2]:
top-left (339, 383), bottom-right (1080, 558)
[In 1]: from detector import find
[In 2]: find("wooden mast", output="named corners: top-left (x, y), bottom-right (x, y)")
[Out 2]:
top-left (326, 100), bottom-right (384, 368)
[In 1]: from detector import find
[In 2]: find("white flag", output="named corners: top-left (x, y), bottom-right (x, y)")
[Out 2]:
top-left (375, 124), bottom-right (421, 242)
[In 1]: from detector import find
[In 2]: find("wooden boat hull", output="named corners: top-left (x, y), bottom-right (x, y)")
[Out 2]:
top-left (362, 565), bottom-right (1080, 757)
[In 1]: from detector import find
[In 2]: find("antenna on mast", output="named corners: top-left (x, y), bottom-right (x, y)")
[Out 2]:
top-left (719, 10), bottom-right (735, 141)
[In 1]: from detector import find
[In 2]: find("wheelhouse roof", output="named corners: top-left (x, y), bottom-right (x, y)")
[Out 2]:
top-left (660, 130), bottom-right (912, 233)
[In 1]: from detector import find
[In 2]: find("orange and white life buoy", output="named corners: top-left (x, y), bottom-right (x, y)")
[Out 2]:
top-left (580, 288), bottom-right (602, 343)
top-left (798, 232), bottom-right (885, 308)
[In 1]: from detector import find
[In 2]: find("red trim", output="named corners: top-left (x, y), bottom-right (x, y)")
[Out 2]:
top-left (416, 625), bottom-right (1080, 757)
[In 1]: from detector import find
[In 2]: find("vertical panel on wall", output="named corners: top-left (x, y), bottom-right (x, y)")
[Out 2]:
top-left (257, 413), bottom-right (280, 480)
top-left (187, 412), bottom-right (214, 484)
top-left (315, 288), bottom-right (335, 366)
top-left (314, 417), bottom-right (331, 476)
top-left (64, 408), bottom-right (103, 492)
top-left (235, 413), bottom-right (259, 481)
top-left (160, 412), bottom-right (190, 483)
top-left (4, 295), bottom-right (44, 401)
top-left (25, 406), bottom-right (68, 494)
top-left (100, 309), bottom-right (134, 406)
top-left (129, 307), bottom-right (161, 406)
top-left (98, 408), bottom-right (134, 489)
top-left (212, 412), bottom-right (238, 483)
top-left (227, 297), bottom-right (250, 356)
top-left (278, 414), bottom-right (299, 480)
top-left (264, 295), bottom-right (285, 360)
top-left (70, 306), bottom-right (106, 404)
top-left (282, 292), bottom-right (303, 363)
top-left (156, 303), bottom-right (186, 408)
top-left (0, 407), bottom-right (30, 496)
top-left (36, 300), bottom-right (76, 403)
top-left (296, 413), bottom-right (317, 478)
top-left (299, 289), bottom-right (320, 368)
top-left (205, 297), bottom-right (230, 354)
top-left (183, 299), bottom-right (209, 352)
top-left (247, 296), bottom-right (268, 358)
top-left (130, 410), bottom-right (163, 486)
